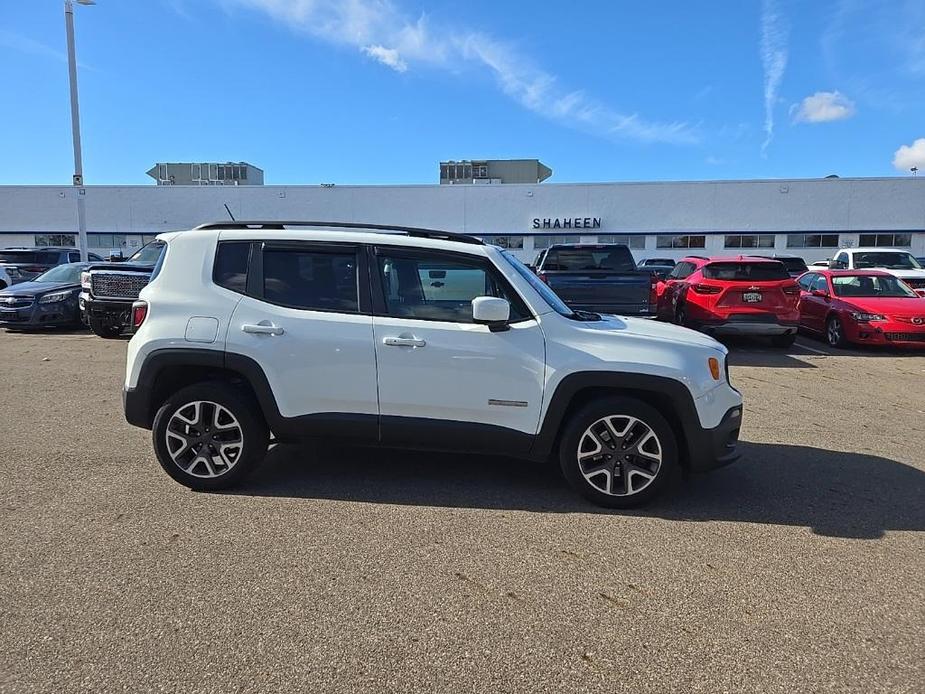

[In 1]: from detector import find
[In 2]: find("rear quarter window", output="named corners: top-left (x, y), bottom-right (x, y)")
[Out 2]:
top-left (213, 241), bottom-right (250, 293)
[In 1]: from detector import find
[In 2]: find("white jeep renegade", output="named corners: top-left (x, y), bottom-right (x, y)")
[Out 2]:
top-left (124, 222), bottom-right (743, 508)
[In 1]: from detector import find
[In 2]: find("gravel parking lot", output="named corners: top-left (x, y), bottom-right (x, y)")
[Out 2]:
top-left (0, 330), bottom-right (923, 693)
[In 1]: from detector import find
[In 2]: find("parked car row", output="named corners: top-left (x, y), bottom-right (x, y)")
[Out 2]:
top-left (0, 242), bottom-right (165, 334)
top-left (650, 252), bottom-right (925, 349)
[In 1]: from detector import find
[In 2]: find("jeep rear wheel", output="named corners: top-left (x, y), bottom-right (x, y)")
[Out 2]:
top-left (559, 396), bottom-right (677, 508)
top-left (152, 382), bottom-right (268, 491)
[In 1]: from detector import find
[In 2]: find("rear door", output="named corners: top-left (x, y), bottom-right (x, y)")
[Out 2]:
top-left (225, 241), bottom-right (379, 441)
top-left (370, 247), bottom-right (546, 454)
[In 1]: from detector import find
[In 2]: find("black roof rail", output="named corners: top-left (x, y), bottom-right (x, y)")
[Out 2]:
top-left (685, 255), bottom-right (710, 260)
top-left (193, 220), bottom-right (483, 245)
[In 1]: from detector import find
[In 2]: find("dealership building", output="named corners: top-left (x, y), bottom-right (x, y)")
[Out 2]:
top-left (1, 164), bottom-right (924, 263)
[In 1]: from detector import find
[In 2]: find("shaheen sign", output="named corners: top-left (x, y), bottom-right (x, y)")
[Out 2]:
top-left (532, 217), bottom-right (602, 230)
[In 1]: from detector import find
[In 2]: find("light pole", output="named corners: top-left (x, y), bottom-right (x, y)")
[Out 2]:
top-left (65, 0), bottom-right (95, 261)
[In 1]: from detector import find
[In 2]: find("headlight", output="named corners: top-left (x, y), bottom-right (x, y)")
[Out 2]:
top-left (39, 290), bottom-right (73, 304)
top-left (849, 312), bottom-right (885, 322)
top-left (80, 271), bottom-right (91, 289)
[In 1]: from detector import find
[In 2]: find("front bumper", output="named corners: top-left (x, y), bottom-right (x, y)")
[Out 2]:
top-left (686, 405), bottom-right (742, 472)
top-left (844, 320), bottom-right (925, 348)
top-left (0, 296), bottom-right (80, 327)
top-left (81, 292), bottom-right (133, 325)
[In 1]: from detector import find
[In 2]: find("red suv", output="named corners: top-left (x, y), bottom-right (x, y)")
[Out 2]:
top-left (657, 256), bottom-right (801, 346)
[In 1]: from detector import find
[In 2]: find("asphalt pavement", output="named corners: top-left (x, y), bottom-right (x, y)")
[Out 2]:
top-left (0, 329), bottom-right (923, 693)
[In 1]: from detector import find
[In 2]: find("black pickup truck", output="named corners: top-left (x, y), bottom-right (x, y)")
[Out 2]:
top-left (79, 241), bottom-right (165, 338)
top-left (532, 243), bottom-right (657, 316)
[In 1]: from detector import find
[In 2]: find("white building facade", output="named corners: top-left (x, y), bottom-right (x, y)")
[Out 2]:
top-left (1, 176), bottom-right (923, 263)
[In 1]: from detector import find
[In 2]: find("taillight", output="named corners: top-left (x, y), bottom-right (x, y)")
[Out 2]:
top-left (132, 300), bottom-right (148, 329)
top-left (691, 284), bottom-right (722, 294)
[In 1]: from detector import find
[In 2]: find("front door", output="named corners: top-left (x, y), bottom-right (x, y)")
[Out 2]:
top-left (370, 248), bottom-right (546, 455)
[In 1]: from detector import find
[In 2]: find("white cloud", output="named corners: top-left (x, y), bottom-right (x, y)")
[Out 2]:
top-left (791, 91), bottom-right (856, 123)
top-left (892, 138), bottom-right (925, 171)
top-left (362, 44), bottom-right (407, 72)
top-left (220, 0), bottom-right (697, 145)
top-left (760, 0), bottom-right (788, 155)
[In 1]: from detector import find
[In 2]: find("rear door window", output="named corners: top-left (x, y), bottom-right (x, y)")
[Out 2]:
top-left (702, 262), bottom-right (790, 281)
top-left (262, 247), bottom-right (359, 313)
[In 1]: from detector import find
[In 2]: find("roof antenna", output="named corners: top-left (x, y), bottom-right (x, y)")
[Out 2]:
top-left (224, 203), bottom-right (236, 221)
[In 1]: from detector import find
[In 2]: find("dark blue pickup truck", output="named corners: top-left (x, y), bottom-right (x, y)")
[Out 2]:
top-left (532, 243), bottom-right (657, 316)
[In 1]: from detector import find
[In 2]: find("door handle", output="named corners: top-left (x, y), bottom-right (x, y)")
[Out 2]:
top-left (242, 323), bottom-right (284, 336)
top-left (383, 336), bottom-right (426, 347)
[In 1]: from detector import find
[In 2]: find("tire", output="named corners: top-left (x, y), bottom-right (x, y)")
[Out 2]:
top-left (559, 396), bottom-right (678, 508)
top-left (152, 381), bottom-right (269, 491)
top-left (770, 332), bottom-right (796, 348)
top-left (825, 315), bottom-right (847, 348)
top-left (675, 302), bottom-right (689, 328)
top-left (89, 316), bottom-right (122, 339)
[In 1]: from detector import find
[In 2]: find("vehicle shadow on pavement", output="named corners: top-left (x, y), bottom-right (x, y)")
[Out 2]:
top-left (233, 441), bottom-right (923, 540)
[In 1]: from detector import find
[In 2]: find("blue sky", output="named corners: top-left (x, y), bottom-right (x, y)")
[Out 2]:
top-left (1, 0), bottom-right (924, 185)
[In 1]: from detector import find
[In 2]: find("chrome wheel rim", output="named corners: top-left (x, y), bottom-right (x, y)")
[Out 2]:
top-left (165, 401), bottom-right (244, 478)
top-left (577, 415), bottom-right (662, 496)
top-left (827, 319), bottom-right (841, 346)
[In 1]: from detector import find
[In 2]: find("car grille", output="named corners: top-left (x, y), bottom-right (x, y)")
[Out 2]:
top-left (884, 332), bottom-right (925, 342)
top-left (90, 272), bottom-right (150, 300)
top-left (0, 296), bottom-right (34, 309)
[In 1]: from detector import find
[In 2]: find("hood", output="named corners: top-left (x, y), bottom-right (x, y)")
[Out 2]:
top-left (579, 314), bottom-right (727, 352)
top-left (841, 296), bottom-right (925, 316)
top-left (0, 280), bottom-right (78, 296)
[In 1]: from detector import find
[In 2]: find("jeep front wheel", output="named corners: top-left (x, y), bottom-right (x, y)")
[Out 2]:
top-left (559, 396), bottom-right (677, 508)
top-left (152, 382), bottom-right (269, 491)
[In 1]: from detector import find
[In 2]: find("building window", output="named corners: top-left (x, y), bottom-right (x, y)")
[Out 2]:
top-left (88, 233), bottom-right (127, 249)
top-left (597, 234), bottom-right (645, 249)
top-left (858, 233), bottom-right (912, 247)
top-left (533, 235), bottom-right (575, 249)
top-left (34, 234), bottom-right (75, 247)
top-left (480, 236), bottom-right (524, 249)
top-left (724, 234), bottom-right (775, 249)
top-left (474, 165), bottom-right (488, 178)
top-left (786, 234), bottom-right (839, 248)
top-left (656, 235), bottom-right (706, 249)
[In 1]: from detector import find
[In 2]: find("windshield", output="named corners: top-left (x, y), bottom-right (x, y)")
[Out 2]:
top-left (33, 263), bottom-right (88, 284)
top-left (853, 252), bottom-right (922, 270)
top-left (832, 275), bottom-right (918, 298)
top-left (702, 262), bottom-right (790, 281)
top-left (502, 251), bottom-right (574, 317)
top-left (0, 251), bottom-right (59, 265)
top-left (129, 241), bottom-right (166, 264)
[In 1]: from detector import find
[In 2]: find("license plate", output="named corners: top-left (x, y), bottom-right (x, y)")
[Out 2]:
top-left (0, 311), bottom-right (17, 320)
top-left (743, 292), bottom-right (762, 303)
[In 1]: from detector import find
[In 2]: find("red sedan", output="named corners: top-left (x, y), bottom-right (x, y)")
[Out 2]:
top-left (796, 269), bottom-right (925, 348)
